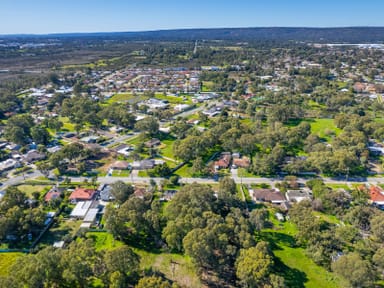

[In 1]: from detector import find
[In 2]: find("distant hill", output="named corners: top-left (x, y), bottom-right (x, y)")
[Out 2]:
top-left (2, 27), bottom-right (384, 43)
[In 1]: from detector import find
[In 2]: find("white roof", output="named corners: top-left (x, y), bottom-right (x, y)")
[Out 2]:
top-left (84, 208), bottom-right (98, 223)
top-left (53, 241), bottom-right (65, 248)
top-left (80, 222), bottom-right (92, 229)
top-left (70, 201), bottom-right (92, 218)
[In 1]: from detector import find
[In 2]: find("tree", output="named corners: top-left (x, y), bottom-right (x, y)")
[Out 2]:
top-left (331, 253), bottom-right (374, 288)
top-left (191, 157), bottom-right (208, 176)
top-left (136, 276), bottom-right (175, 288)
top-left (110, 181), bottom-right (134, 204)
top-left (60, 240), bottom-right (101, 287)
top-left (31, 126), bottom-right (50, 145)
top-left (135, 117), bottom-right (159, 136)
top-left (36, 161), bottom-right (51, 178)
top-left (370, 215), bottom-right (384, 242)
top-left (237, 134), bottom-right (257, 159)
top-left (104, 246), bottom-right (140, 285)
top-left (4, 114), bottom-right (35, 145)
top-left (235, 241), bottom-right (274, 288)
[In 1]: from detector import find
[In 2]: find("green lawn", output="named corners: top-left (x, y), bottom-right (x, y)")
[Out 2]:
top-left (263, 214), bottom-right (346, 288)
top-left (107, 93), bottom-right (134, 103)
top-left (310, 118), bottom-right (342, 141)
top-left (154, 93), bottom-right (192, 104)
top-left (58, 117), bottom-right (76, 132)
top-left (326, 183), bottom-right (350, 190)
top-left (108, 93), bottom-right (149, 104)
top-left (174, 163), bottom-right (194, 177)
top-left (86, 232), bottom-right (123, 251)
top-left (0, 253), bottom-right (24, 276)
top-left (17, 184), bottom-right (51, 198)
top-left (111, 170), bottom-right (131, 177)
top-left (159, 140), bottom-right (176, 159)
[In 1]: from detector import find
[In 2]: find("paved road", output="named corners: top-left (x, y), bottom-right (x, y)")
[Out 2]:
top-left (2, 164), bottom-right (383, 190)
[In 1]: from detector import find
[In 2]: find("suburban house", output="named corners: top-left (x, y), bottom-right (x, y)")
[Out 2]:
top-left (251, 189), bottom-right (286, 204)
top-left (23, 150), bottom-right (46, 163)
top-left (286, 189), bottom-right (312, 203)
top-left (131, 159), bottom-right (155, 170)
top-left (369, 185), bottom-right (384, 208)
top-left (99, 184), bottom-right (115, 202)
top-left (69, 188), bottom-right (97, 203)
top-left (110, 160), bottom-right (130, 170)
top-left (145, 138), bottom-right (161, 148)
top-left (232, 157), bottom-right (250, 169)
top-left (44, 186), bottom-right (64, 202)
top-left (160, 190), bottom-right (177, 201)
top-left (70, 201), bottom-right (93, 218)
top-left (214, 152), bottom-right (232, 170)
top-left (134, 187), bottom-right (147, 199)
top-left (0, 159), bottom-right (20, 173)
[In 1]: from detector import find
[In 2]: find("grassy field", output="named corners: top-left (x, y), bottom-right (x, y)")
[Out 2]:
top-left (262, 215), bottom-right (346, 288)
top-left (17, 184), bottom-right (51, 198)
top-left (39, 219), bottom-right (82, 247)
top-left (58, 116), bottom-right (76, 132)
top-left (86, 232), bottom-right (123, 251)
top-left (310, 118), bottom-right (342, 141)
top-left (0, 253), bottom-right (24, 276)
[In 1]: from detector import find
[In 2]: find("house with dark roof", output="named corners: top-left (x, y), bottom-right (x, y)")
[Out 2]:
top-left (69, 188), bottom-right (96, 203)
top-left (23, 150), bottom-right (46, 163)
top-left (145, 138), bottom-right (161, 148)
top-left (252, 189), bottom-right (286, 204)
top-left (99, 184), bottom-right (115, 202)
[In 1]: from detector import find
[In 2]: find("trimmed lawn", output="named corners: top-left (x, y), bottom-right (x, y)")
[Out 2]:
top-left (58, 117), bottom-right (75, 132)
top-left (111, 170), bottom-right (131, 177)
top-left (0, 253), bottom-right (24, 276)
top-left (159, 140), bottom-right (176, 160)
top-left (108, 93), bottom-right (149, 104)
top-left (86, 232), bottom-right (123, 251)
top-left (310, 118), bottom-right (342, 141)
top-left (17, 184), bottom-right (51, 198)
top-left (326, 183), bottom-right (350, 190)
top-left (174, 163), bottom-right (194, 177)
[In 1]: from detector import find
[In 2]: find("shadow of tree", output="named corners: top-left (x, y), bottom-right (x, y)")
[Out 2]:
top-left (274, 257), bottom-right (308, 288)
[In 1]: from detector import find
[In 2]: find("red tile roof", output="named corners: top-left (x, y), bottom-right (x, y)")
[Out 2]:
top-left (69, 188), bottom-right (96, 201)
top-left (45, 191), bottom-right (61, 202)
top-left (370, 186), bottom-right (384, 203)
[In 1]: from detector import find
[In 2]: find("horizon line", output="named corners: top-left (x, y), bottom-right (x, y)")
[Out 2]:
top-left (1, 25), bottom-right (384, 37)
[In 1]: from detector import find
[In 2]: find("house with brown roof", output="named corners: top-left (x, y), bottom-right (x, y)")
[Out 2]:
top-left (232, 157), bottom-right (250, 169)
top-left (252, 189), bottom-right (286, 204)
top-left (44, 187), bottom-right (64, 202)
top-left (69, 188), bottom-right (96, 203)
top-left (133, 187), bottom-right (147, 199)
top-left (214, 152), bottom-right (232, 170)
top-left (110, 160), bottom-right (130, 170)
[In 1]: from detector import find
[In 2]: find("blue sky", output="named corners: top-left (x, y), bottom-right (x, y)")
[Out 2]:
top-left (1, 0), bottom-right (384, 34)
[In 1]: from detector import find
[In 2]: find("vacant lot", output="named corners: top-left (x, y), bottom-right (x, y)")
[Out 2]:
top-left (310, 118), bottom-right (342, 141)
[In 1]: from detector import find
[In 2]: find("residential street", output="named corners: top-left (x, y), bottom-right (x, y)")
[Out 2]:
top-left (3, 171), bottom-right (382, 191)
